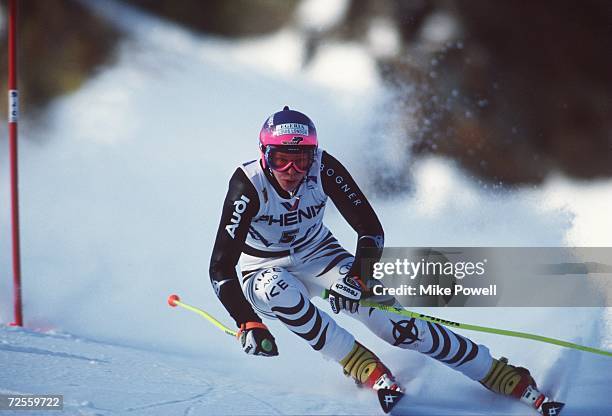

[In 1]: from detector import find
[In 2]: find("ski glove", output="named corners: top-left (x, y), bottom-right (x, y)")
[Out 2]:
top-left (237, 322), bottom-right (278, 357)
top-left (328, 276), bottom-right (363, 314)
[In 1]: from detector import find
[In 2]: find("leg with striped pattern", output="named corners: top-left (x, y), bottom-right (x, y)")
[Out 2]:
top-left (350, 305), bottom-right (562, 413)
top-left (245, 267), bottom-right (355, 362)
top-left (352, 304), bottom-right (494, 382)
top-left (244, 267), bottom-right (405, 412)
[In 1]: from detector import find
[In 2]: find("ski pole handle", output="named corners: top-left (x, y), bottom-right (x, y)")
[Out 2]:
top-left (167, 294), bottom-right (237, 337)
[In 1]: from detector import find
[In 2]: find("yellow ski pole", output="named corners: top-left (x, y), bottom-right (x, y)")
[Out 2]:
top-left (167, 294), bottom-right (237, 337)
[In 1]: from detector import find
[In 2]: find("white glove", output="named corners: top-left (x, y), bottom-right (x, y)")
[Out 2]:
top-left (328, 276), bottom-right (362, 314)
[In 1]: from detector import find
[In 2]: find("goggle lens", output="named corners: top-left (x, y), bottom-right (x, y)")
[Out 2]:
top-left (267, 147), bottom-right (314, 173)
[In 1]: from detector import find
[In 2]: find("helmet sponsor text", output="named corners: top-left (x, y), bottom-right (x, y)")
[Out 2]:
top-left (273, 123), bottom-right (309, 136)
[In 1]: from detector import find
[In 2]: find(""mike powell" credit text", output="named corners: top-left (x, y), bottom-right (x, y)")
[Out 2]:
top-left (372, 284), bottom-right (497, 297)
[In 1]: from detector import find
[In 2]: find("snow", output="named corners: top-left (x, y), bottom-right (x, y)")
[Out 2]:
top-left (0, 0), bottom-right (611, 414)
top-left (1, 310), bottom-right (610, 415)
top-left (296, 0), bottom-right (349, 32)
top-left (0, 326), bottom-right (369, 415)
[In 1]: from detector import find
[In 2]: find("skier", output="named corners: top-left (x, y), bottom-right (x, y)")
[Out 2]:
top-left (209, 106), bottom-right (561, 414)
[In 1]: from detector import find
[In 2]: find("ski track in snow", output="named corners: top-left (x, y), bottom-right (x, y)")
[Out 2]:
top-left (2, 326), bottom-right (371, 416)
top-left (0, 1), bottom-right (611, 415)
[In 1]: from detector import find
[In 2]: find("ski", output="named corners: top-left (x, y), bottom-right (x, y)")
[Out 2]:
top-left (520, 385), bottom-right (565, 415)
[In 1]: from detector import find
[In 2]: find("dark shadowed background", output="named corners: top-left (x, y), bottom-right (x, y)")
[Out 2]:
top-left (1, 0), bottom-right (610, 188)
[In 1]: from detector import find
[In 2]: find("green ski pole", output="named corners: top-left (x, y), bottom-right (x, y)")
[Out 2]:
top-left (322, 290), bottom-right (612, 358)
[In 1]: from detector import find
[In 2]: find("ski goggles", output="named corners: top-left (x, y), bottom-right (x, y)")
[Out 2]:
top-left (264, 146), bottom-right (316, 173)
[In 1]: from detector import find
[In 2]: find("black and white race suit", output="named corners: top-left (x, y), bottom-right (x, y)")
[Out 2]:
top-left (209, 149), bottom-right (493, 381)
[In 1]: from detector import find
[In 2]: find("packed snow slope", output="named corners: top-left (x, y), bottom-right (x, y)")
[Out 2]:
top-left (0, 321), bottom-right (610, 415)
top-left (1, 326), bottom-right (370, 415)
top-left (1, 1), bottom-right (611, 415)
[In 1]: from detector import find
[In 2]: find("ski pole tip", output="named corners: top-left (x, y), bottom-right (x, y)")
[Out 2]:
top-left (168, 294), bottom-right (181, 307)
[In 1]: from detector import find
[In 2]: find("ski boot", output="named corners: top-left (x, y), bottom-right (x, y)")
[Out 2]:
top-left (340, 341), bottom-right (404, 413)
top-left (481, 357), bottom-right (565, 415)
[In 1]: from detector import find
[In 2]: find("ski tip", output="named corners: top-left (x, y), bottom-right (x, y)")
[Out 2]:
top-left (377, 388), bottom-right (404, 414)
top-left (541, 401), bottom-right (565, 416)
top-left (167, 294), bottom-right (180, 307)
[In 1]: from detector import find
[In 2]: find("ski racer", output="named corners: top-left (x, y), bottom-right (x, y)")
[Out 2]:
top-left (208, 106), bottom-right (562, 414)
